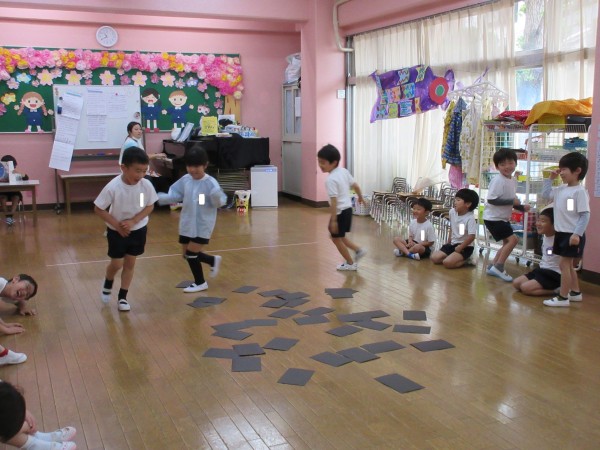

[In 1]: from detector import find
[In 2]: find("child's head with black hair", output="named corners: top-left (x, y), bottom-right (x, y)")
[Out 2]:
top-left (493, 148), bottom-right (518, 167)
top-left (415, 197), bottom-right (433, 212)
top-left (317, 144), bottom-right (341, 173)
top-left (536, 207), bottom-right (555, 237)
top-left (559, 151), bottom-right (588, 181)
top-left (126, 121), bottom-right (141, 135)
top-left (184, 146), bottom-right (209, 167)
top-left (121, 147), bottom-right (149, 166)
top-left (0, 381), bottom-right (26, 443)
top-left (455, 188), bottom-right (479, 212)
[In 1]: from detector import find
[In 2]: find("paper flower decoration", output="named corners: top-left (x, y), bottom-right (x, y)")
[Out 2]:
top-left (65, 70), bottom-right (82, 85)
top-left (1, 92), bottom-right (16, 105)
top-left (197, 82), bottom-right (208, 92)
top-left (37, 69), bottom-right (53, 86)
top-left (160, 72), bottom-right (175, 87)
top-left (186, 77), bottom-right (198, 87)
top-left (175, 78), bottom-right (185, 89)
top-left (0, 104), bottom-right (6, 116)
top-left (99, 70), bottom-right (116, 86)
top-left (16, 73), bottom-right (31, 83)
top-left (131, 71), bottom-right (147, 86)
top-left (7, 78), bottom-right (19, 89)
top-left (119, 75), bottom-right (131, 85)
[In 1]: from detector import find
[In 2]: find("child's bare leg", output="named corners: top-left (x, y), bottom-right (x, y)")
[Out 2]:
top-left (520, 279), bottom-right (555, 296)
top-left (494, 235), bottom-right (518, 266)
top-left (442, 251), bottom-right (466, 269)
top-left (558, 256), bottom-right (574, 297)
top-left (0, 196), bottom-right (7, 214)
top-left (332, 237), bottom-right (353, 264)
top-left (410, 243), bottom-right (426, 255)
top-left (393, 237), bottom-right (409, 255)
top-left (105, 258), bottom-right (124, 281)
top-left (512, 275), bottom-right (526, 291)
top-left (341, 237), bottom-right (359, 253)
top-left (120, 255), bottom-right (137, 290)
top-left (10, 195), bottom-right (19, 214)
top-left (430, 251), bottom-right (445, 264)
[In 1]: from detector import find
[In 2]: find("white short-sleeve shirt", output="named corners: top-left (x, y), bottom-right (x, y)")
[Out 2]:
top-left (325, 167), bottom-right (354, 214)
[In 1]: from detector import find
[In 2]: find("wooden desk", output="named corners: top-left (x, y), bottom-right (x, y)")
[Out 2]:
top-left (0, 180), bottom-right (39, 225)
top-left (59, 173), bottom-right (119, 215)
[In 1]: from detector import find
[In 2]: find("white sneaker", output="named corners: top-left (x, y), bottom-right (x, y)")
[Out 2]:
top-left (0, 349), bottom-right (27, 365)
top-left (210, 255), bottom-right (222, 278)
top-left (543, 296), bottom-right (570, 307)
top-left (486, 266), bottom-right (513, 282)
top-left (568, 291), bottom-right (583, 302)
top-left (407, 253), bottom-right (420, 261)
top-left (117, 299), bottom-right (131, 311)
top-left (100, 290), bottom-right (111, 304)
top-left (355, 248), bottom-right (368, 262)
top-left (36, 427), bottom-right (77, 442)
top-left (336, 262), bottom-right (357, 271)
top-left (183, 282), bottom-right (208, 293)
top-left (393, 249), bottom-right (402, 257)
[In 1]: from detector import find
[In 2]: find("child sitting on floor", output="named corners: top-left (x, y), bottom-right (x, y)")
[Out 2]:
top-left (392, 197), bottom-right (436, 260)
top-left (513, 207), bottom-right (561, 296)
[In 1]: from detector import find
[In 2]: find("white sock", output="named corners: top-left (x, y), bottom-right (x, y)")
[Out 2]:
top-left (21, 435), bottom-right (56, 450)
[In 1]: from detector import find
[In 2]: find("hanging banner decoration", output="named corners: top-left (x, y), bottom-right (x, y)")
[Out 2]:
top-left (370, 65), bottom-right (454, 122)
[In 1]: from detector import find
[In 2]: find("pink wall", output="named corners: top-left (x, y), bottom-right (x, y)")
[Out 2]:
top-left (0, 12), bottom-right (300, 204)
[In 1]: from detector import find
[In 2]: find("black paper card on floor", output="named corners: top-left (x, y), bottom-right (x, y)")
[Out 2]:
top-left (263, 337), bottom-right (299, 351)
top-left (361, 340), bottom-right (406, 354)
top-left (293, 315), bottom-right (330, 326)
top-left (337, 310), bottom-right (390, 322)
top-left (311, 351), bottom-right (353, 367)
top-left (176, 280), bottom-right (194, 288)
top-left (375, 373), bottom-right (424, 394)
top-left (245, 319), bottom-right (278, 328)
top-left (326, 324), bottom-right (362, 337)
top-left (268, 308), bottom-right (300, 319)
top-left (202, 348), bottom-right (237, 359)
top-left (212, 330), bottom-right (253, 340)
top-left (411, 339), bottom-right (455, 352)
top-left (285, 298), bottom-right (310, 308)
top-left (233, 285), bottom-right (259, 294)
top-left (325, 288), bottom-right (357, 299)
top-left (232, 356), bottom-right (262, 372)
top-left (212, 321), bottom-right (249, 332)
top-left (277, 291), bottom-right (310, 300)
top-left (233, 343), bottom-right (266, 356)
top-left (258, 289), bottom-right (289, 297)
top-left (354, 320), bottom-right (391, 331)
top-left (187, 297), bottom-right (226, 308)
top-left (261, 298), bottom-right (288, 308)
top-left (403, 310), bottom-right (427, 321)
top-left (278, 368), bottom-right (314, 386)
top-left (393, 325), bottom-right (431, 334)
top-left (337, 347), bottom-right (380, 363)
top-left (302, 307), bottom-right (335, 316)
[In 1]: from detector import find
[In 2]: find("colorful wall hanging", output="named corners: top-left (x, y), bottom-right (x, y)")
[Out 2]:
top-left (0, 47), bottom-right (243, 133)
top-left (370, 65), bottom-right (454, 122)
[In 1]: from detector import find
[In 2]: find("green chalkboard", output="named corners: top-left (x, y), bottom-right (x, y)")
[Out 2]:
top-left (0, 47), bottom-right (242, 133)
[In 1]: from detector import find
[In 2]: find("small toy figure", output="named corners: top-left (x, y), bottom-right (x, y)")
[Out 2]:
top-left (235, 190), bottom-right (251, 214)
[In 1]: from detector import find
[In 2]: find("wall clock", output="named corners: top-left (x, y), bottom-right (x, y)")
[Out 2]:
top-left (96, 26), bottom-right (118, 48)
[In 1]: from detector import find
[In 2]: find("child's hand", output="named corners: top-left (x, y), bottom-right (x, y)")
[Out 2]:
top-left (1, 322), bottom-right (25, 334)
top-left (18, 304), bottom-right (36, 316)
top-left (549, 168), bottom-right (560, 180)
top-left (569, 234), bottom-right (580, 246)
top-left (25, 410), bottom-right (37, 434)
top-left (329, 219), bottom-right (339, 235)
top-left (357, 195), bottom-right (365, 205)
top-left (407, 240), bottom-right (414, 248)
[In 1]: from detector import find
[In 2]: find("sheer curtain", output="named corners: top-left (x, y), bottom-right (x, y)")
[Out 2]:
top-left (352, 0), bottom-right (515, 195)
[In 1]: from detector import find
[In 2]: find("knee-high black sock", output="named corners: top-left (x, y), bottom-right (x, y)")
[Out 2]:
top-left (197, 252), bottom-right (215, 266)
top-left (185, 250), bottom-right (205, 284)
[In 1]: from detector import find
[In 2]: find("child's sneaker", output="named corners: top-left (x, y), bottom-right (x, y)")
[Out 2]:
top-left (355, 248), bottom-right (368, 262)
top-left (183, 282), bottom-right (208, 293)
top-left (336, 262), bottom-right (357, 271)
top-left (393, 249), bottom-right (402, 257)
top-left (35, 427), bottom-right (77, 442)
top-left (0, 349), bottom-right (27, 365)
top-left (543, 296), bottom-right (570, 307)
top-left (568, 291), bottom-right (583, 302)
top-left (5, 217), bottom-right (14, 226)
top-left (170, 202), bottom-right (183, 211)
top-left (100, 287), bottom-right (111, 304)
top-left (486, 266), bottom-right (513, 282)
top-left (210, 255), bottom-right (222, 278)
top-left (407, 252), bottom-right (420, 260)
top-left (117, 299), bottom-right (131, 311)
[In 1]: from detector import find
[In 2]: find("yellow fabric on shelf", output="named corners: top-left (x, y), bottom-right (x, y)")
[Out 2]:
top-left (524, 98), bottom-right (593, 126)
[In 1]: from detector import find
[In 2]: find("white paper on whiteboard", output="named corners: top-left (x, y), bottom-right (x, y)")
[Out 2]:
top-left (88, 115), bottom-right (108, 141)
top-left (49, 141), bottom-right (74, 171)
top-left (87, 89), bottom-right (107, 116)
top-left (108, 92), bottom-right (128, 118)
top-left (61, 92), bottom-right (84, 119)
top-left (55, 115), bottom-right (79, 145)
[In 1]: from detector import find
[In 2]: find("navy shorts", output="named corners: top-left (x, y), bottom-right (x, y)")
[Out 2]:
top-left (484, 220), bottom-right (514, 241)
top-left (525, 267), bottom-right (561, 290)
top-left (553, 232), bottom-right (585, 258)
top-left (439, 243), bottom-right (474, 260)
top-left (400, 239), bottom-right (432, 258)
top-left (107, 226), bottom-right (147, 259)
top-left (179, 235), bottom-right (210, 245)
top-left (330, 207), bottom-right (353, 238)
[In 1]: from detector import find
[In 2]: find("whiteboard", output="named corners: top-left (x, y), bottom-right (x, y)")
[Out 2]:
top-left (52, 85), bottom-right (141, 150)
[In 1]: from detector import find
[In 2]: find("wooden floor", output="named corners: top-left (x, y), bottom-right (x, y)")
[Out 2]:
top-left (1, 198), bottom-right (600, 450)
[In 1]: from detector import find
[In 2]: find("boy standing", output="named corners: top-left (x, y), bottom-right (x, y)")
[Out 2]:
top-left (483, 148), bottom-right (529, 282)
top-left (393, 198), bottom-right (436, 260)
top-left (541, 152), bottom-right (589, 307)
top-left (431, 188), bottom-right (479, 269)
top-left (513, 208), bottom-right (561, 296)
top-left (157, 146), bottom-right (226, 293)
top-left (94, 147), bottom-right (158, 312)
top-left (317, 144), bottom-right (367, 271)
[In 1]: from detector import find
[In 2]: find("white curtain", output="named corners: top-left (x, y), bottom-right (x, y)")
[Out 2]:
top-left (351, 0), bottom-right (596, 195)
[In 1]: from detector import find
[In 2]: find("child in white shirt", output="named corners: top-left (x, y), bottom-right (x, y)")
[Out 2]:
top-left (393, 198), bottom-right (436, 260)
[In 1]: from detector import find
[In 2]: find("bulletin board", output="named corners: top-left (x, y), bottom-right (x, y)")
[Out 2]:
top-left (0, 47), bottom-right (244, 133)
top-left (53, 84), bottom-right (141, 150)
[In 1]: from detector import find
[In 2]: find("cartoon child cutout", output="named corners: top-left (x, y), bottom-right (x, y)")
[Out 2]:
top-left (141, 88), bottom-right (161, 132)
top-left (15, 92), bottom-right (53, 133)
top-left (162, 90), bottom-right (193, 129)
